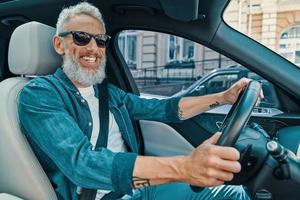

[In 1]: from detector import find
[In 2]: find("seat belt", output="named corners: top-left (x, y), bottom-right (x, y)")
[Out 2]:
top-left (80, 80), bottom-right (123, 200)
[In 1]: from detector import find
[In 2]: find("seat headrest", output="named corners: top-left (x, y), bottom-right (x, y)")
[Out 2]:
top-left (8, 21), bottom-right (62, 75)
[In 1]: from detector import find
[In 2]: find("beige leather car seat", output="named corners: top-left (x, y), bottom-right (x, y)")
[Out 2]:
top-left (0, 21), bottom-right (62, 200)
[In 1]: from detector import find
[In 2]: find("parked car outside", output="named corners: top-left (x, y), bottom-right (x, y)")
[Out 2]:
top-left (172, 65), bottom-right (280, 108)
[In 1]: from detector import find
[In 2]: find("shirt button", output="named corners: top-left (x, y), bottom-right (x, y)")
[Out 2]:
top-left (81, 99), bottom-right (85, 103)
top-left (88, 122), bottom-right (92, 126)
top-left (76, 92), bottom-right (80, 95)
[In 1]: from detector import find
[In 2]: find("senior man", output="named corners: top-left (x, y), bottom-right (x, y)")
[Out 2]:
top-left (18, 2), bottom-right (252, 200)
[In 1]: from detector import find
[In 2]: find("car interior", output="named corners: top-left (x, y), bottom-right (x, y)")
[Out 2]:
top-left (0, 0), bottom-right (300, 200)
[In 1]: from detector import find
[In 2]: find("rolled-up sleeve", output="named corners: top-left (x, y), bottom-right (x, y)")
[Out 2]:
top-left (18, 80), bottom-right (137, 194)
top-left (109, 84), bottom-right (182, 123)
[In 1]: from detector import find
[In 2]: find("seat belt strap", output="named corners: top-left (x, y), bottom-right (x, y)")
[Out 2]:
top-left (95, 80), bottom-right (109, 148)
top-left (80, 80), bottom-right (123, 200)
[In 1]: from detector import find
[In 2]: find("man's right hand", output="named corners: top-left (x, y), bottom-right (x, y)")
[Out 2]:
top-left (132, 132), bottom-right (241, 189)
top-left (182, 132), bottom-right (241, 187)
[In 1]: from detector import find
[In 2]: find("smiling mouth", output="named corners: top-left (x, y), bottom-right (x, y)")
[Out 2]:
top-left (82, 56), bottom-right (97, 63)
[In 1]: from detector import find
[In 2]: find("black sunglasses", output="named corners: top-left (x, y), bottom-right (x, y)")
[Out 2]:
top-left (58, 31), bottom-right (111, 48)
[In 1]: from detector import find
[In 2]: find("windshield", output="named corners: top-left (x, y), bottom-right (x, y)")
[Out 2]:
top-left (223, 0), bottom-right (300, 67)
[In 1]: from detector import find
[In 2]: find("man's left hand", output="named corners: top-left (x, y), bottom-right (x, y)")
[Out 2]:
top-left (222, 78), bottom-right (264, 105)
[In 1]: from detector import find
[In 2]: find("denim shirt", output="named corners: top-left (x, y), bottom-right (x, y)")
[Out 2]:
top-left (18, 68), bottom-right (181, 200)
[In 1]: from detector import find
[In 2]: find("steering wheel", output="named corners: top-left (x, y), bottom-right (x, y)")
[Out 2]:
top-left (191, 80), bottom-right (261, 192)
top-left (216, 80), bottom-right (261, 146)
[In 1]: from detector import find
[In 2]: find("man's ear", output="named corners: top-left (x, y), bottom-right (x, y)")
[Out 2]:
top-left (53, 36), bottom-right (65, 56)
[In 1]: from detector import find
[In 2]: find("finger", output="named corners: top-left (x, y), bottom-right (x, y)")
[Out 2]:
top-left (238, 78), bottom-right (251, 88)
top-left (205, 168), bottom-right (235, 182)
top-left (212, 158), bottom-right (241, 173)
top-left (260, 88), bottom-right (264, 99)
top-left (209, 145), bottom-right (240, 161)
top-left (255, 87), bottom-right (264, 107)
top-left (204, 132), bottom-right (221, 145)
top-left (235, 78), bottom-right (251, 94)
top-left (197, 177), bottom-right (224, 187)
top-left (255, 98), bottom-right (261, 107)
top-left (212, 180), bottom-right (224, 187)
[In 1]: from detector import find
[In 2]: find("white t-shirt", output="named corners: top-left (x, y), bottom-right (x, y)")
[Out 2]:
top-left (77, 86), bottom-right (127, 200)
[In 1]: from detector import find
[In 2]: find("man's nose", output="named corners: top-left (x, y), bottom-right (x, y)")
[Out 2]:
top-left (86, 37), bottom-right (99, 52)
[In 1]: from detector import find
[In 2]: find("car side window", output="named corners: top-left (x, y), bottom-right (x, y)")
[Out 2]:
top-left (117, 30), bottom-right (278, 108)
top-left (117, 30), bottom-right (238, 97)
top-left (205, 74), bottom-right (239, 94)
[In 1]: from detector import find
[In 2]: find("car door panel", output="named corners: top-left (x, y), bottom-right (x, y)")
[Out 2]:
top-left (166, 119), bottom-right (215, 147)
top-left (139, 120), bottom-right (194, 156)
top-left (187, 112), bottom-right (300, 146)
top-left (150, 105), bottom-right (300, 149)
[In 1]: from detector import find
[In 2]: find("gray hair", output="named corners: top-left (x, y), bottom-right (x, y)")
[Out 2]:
top-left (56, 2), bottom-right (106, 35)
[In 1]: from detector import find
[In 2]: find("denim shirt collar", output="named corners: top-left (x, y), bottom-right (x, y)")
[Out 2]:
top-left (54, 67), bottom-right (99, 98)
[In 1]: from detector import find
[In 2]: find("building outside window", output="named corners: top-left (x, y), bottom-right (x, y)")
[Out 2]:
top-left (118, 30), bottom-right (137, 68)
top-left (167, 35), bottom-right (195, 62)
top-left (279, 25), bottom-right (300, 66)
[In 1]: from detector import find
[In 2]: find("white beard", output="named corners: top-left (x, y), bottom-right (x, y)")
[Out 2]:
top-left (62, 50), bottom-right (106, 87)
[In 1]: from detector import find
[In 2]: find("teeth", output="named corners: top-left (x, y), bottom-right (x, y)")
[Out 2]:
top-left (82, 56), bottom-right (96, 63)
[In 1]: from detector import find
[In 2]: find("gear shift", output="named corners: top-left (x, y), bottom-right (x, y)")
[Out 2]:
top-left (266, 140), bottom-right (300, 183)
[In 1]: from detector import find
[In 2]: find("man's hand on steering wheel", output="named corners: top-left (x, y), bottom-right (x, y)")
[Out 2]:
top-left (184, 132), bottom-right (242, 187)
top-left (190, 79), bottom-right (263, 191)
top-left (222, 78), bottom-right (264, 105)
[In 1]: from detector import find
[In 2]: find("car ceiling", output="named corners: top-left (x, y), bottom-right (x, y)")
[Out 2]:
top-left (0, 0), bottom-right (226, 42)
